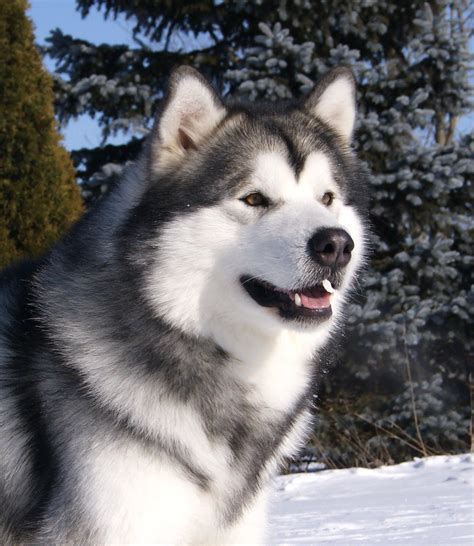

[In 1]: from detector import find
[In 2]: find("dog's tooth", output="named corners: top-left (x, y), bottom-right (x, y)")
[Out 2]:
top-left (322, 279), bottom-right (335, 294)
top-left (294, 293), bottom-right (302, 307)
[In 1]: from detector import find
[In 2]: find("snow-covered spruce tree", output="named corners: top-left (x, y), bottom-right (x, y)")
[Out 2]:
top-left (46, 1), bottom-right (473, 465)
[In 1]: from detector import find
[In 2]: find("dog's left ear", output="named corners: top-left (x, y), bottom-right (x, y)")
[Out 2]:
top-left (150, 66), bottom-right (226, 169)
top-left (303, 67), bottom-right (356, 144)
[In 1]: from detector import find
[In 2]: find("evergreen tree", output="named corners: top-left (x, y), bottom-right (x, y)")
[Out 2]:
top-left (46, 0), bottom-right (473, 465)
top-left (0, 0), bottom-right (83, 268)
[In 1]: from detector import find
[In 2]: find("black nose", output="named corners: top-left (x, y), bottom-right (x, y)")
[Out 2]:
top-left (308, 228), bottom-right (354, 268)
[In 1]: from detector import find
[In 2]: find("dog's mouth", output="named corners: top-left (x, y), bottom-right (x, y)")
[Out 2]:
top-left (240, 276), bottom-right (337, 322)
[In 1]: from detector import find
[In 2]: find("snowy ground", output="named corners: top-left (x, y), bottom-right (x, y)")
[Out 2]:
top-left (270, 454), bottom-right (473, 545)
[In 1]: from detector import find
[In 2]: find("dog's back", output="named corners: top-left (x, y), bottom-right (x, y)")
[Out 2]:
top-left (0, 260), bottom-right (51, 540)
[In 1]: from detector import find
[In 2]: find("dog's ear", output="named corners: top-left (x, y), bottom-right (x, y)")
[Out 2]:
top-left (150, 66), bottom-right (226, 169)
top-left (303, 67), bottom-right (356, 144)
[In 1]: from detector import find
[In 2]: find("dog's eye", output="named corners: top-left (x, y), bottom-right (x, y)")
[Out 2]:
top-left (241, 192), bottom-right (269, 207)
top-left (321, 191), bottom-right (335, 207)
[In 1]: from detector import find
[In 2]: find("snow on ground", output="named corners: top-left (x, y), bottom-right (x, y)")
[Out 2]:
top-left (270, 454), bottom-right (473, 545)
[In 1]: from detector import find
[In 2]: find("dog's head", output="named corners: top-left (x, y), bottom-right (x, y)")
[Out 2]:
top-left (125, 67), bottom-right (368, 344)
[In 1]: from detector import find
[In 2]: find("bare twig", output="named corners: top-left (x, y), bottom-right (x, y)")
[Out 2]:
top-left (402, 323), bottom-right (428, 457)
top-left (354, 412), bottom-right (431, 456)
top-left (469, 364), bottom-right (473, 453)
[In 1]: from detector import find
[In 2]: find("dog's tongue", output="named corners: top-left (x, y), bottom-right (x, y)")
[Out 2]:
top-left (300, 293), bottom-right (331, 309)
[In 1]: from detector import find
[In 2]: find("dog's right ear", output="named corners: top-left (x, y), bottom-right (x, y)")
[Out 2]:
top-left (149, 66), bottom-right (226, 170)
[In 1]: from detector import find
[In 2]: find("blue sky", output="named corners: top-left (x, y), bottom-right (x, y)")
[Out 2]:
top-left (28, 0), bottom-right (135, 150)
top-left (29, 1), bottom-right (472, 151)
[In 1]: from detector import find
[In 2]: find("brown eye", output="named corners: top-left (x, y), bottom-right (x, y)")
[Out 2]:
top-left (321, 191), bottom-right (335, 207)
top-left (242, 192), bottom-right (269, 207)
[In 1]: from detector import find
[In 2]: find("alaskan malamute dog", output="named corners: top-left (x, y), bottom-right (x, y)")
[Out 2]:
top-left (0, 66), bottom-right (368, 544)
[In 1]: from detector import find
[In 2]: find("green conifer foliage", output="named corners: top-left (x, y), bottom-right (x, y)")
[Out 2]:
top-left (0, 0), bottom-right (83, 268)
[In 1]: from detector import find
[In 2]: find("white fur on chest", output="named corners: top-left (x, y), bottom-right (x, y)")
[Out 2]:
top-left (73, 326), bottom-right (320, 544)
top-left (218, 323), bottom-right (323, 413)
top-left (82, 440), bottom-right (218, 544)
top-left (80, 435), bottom-right (272, 545)
top-left (77, 323), bottom-right (319, 543)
